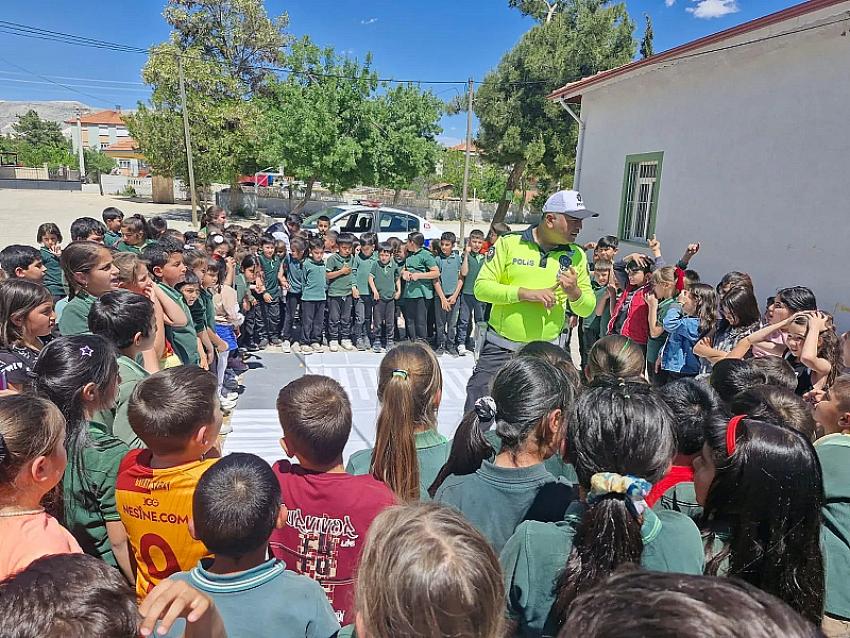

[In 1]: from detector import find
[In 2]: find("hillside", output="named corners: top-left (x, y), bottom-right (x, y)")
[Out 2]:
top-left (0, 100), bottom-right (93, 134)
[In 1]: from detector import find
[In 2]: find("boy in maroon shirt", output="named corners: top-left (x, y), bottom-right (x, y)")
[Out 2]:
top-left (270, 375), bottom-right (396, 626)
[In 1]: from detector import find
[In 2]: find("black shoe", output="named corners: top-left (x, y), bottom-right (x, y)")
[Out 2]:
top-left (435, 347), bottom-right (446, 356)
top-left (448, 346), bottom-right (459, 357)
top-left (258, 338), bottom-right (270, 349)
top-left (247, 343), bottom-right (260, 352)
top-left (270, 338), bottom-right (283, 346)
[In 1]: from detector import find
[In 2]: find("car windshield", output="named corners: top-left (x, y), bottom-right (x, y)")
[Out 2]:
top-left (302, 207), bottom-right (347, 228)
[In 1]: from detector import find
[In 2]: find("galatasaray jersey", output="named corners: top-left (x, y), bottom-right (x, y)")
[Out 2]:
top-left (115, 449), bottom-right (217, 597)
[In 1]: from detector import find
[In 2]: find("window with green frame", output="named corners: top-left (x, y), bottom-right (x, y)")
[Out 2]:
top-left (618, 152), bottom-right (663, 242)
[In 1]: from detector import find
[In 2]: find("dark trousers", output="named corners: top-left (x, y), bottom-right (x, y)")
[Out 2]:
top-left (456, 293), bottom-right (486, 348)
top-left (328, 295), bottom-right (353, 342)
top-left (277, 296), bottom-right (287, 338)
top-left (373, 299), bottom-right (395, 347)
top-left (353, 296), bottom-right (374, 344)
top-left (259, 296), bottom-right (281, 340)
top-left (402, 297), bottom-right (429, 341)
top-left (434, 298), bottom-right (459, 349)
top-left (241, 303), bottom-right (262, 345)
top-left (301, 300), bottom-right (326, 345)
top-left (281, 293), bottom-right (301, 342)
top-left (464, 337), bottom-right (513, 417)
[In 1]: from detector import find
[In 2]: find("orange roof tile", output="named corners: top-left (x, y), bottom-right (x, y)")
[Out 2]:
top-left (448, 141), bottom-right (479, 153)
top-left (65, 109), bottom-right (126, 125)
top-left (104, 139), bottom-right (139, 152)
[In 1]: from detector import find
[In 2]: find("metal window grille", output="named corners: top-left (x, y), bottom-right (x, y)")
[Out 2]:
top-left (621, 160), bottom-right (658, 241)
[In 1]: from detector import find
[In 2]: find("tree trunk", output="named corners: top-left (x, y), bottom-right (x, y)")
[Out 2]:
top-left (292, 176), bottom-right (316, 214)
top-left (228, 177), bottom-right (242, 214)
top-left (491, 160), bottom-right (526, 227)
top-left (392, 188), bottom-right (402, 205)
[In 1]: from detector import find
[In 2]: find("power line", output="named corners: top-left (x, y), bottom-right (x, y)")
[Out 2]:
top-left (0, 53), bottom-right (111, 104)
top-left (0, 69), bottom-right (146, 86)
top-left (1, 13), bottom-right (847, 91)
top-left (0, 76), bottom-right (149, 93)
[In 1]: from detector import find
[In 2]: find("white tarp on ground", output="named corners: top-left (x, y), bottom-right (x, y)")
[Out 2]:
top-left (223, 351), bottom-right (475, 465)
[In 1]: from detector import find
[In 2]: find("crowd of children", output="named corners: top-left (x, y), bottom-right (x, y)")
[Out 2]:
top-left (1, 205), bottom-right (850, 638)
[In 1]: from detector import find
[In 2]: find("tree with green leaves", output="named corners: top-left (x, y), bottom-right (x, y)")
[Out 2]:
top-left (509, 0), bottom-right (564, 23)
top-left (362, 84), bottom-right (444, 203)
top-left (259, 37), bottom-right (378, 211)
top-left (640, 14), bottom-right (654, 59)
top-left (12, 110), bottom-right (67, 148)
top-left (476, 0), bottom-right (636, 224)
top-left (436, 149), bottom-right (509, 203)
top-left (82, 148), bottom-right (117, 182)
top-left (126, 0), bottom-right (289, 207)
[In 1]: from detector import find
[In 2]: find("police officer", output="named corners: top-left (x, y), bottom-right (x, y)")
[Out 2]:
top-left (463, 190), bottom-right (597, 413)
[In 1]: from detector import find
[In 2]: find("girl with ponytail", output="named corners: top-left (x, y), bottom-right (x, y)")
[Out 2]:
top-left (431, 357), bottom-right (575, 554)
top-left (501, 380), bottom-right (704, 638)
top-left (34, 335), bottom-right (133, 583)
top-left (346, 342), bottom-right (449, 501)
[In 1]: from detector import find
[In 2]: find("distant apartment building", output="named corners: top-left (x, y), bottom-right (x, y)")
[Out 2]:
top-left (65, 109), bottom-right (148, 177)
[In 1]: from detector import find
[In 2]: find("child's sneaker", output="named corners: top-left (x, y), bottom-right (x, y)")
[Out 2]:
top-left (356, 339), bottom-right (367, 351)
top-left (291, 342), bottom-right (301, 354)
top-left (270, 337), bottom-right (283, 346)
top-left (301, 344), bottom-right (313, 355)
top-left (457, 344), bottom-right (468, 356)
top-left (281, 340), bottom-right (292, 353)
top-left (258, 338), bottom-right (270, 349)
top-left (372, 342), bottom-right (382, 353)
top-left (329, 340), bottom-right (340, 352)
top-left (221, 391), bottom-right (239, 401)
top-left (220, 395), bottom-right (238, 411)
top-left (219, 421), bottom-right (233, 435)
top-left (341, 339), bottom-right (356, 351)
top-left (246, 342), bottom-right (260, 352)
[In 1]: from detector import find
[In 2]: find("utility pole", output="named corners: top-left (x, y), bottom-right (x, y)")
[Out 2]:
top-left (459, 77), bottom-right (474, 242)
top-left (75, 108), bottom-right (86, 180)
top-left (178, 54), bottom-right (199, 227)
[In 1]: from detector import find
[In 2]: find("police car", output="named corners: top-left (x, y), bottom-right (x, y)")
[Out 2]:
top-left (301, 202), bottom-right (443, 245)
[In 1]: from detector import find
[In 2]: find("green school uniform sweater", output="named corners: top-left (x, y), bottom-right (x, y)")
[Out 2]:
top-left (301, 258), bottom-right (327, 302)
top-left (158, 282), bottom-right (199, 365)
top-left (817, 433), bottom-right (850, 620)
top-left (62, 419), bottom-right (130, 568)
top-left (57, 291), bottom-right (95, 336)
top-left (40, 247), bottom-right (66, 297)
top-left (461, 252), bottom-right (484, 295)
top-left (352, 253), bottom-right (376, 296)
top-left (435, 461), bottom-right (575, 555)
top-left (346, 429), bottom-right (450, 501)
top-left (104, 229), bottom-right (122, 247)
top-left (326, 253), bottom-right (355, 298)
top-left (115, 239), bottom-right (155, 255)
top-left (483, 429), bottom-right (578, 484)
top-left (259, 254), bottom-right (282, 298)
top-left (435, 251), bottom-right (463, 298)
top-left (583, 282), bottom-right (612, 336)
top-left (652, 480), bottom-right (702, 524)
top-left (501, 502), bottom-right (704, 637)
top-left (402, 248), bottom-right (438, 300)
top-left (111, 355), bottom-right (149, 449)
top-left (370, 260), bottom-right (399, 299)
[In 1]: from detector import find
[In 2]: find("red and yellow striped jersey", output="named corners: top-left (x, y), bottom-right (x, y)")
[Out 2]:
top-left (115, 449), bottom-right (217, 597)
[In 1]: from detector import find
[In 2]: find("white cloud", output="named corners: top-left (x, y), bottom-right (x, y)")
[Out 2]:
top-left (686, 0), bottom-right (740, 18)
top-left (360, 17), bottom-right (378, 25)
top-left (665, 0), bottom-right (676, 6)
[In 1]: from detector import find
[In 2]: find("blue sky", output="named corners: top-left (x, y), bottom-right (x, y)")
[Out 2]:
top-left (0, 0), bottom-right (801, 144)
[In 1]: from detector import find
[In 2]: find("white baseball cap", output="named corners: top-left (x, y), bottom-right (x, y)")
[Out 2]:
top-left (542, 190), bottom-right (598, 219)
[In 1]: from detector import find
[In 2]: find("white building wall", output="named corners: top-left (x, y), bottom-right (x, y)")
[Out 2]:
top-left (575, 12), bottom-right (850, 330)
